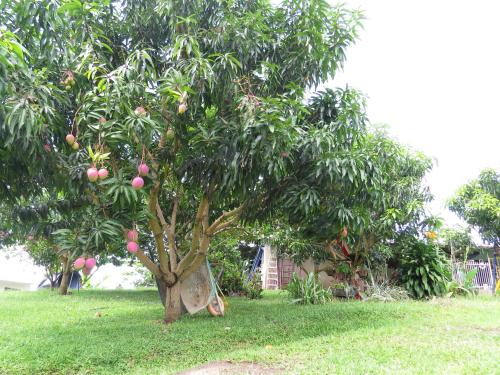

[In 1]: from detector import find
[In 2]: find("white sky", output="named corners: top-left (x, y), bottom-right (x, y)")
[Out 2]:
top-left (329, 0), bottom-right (500, 226)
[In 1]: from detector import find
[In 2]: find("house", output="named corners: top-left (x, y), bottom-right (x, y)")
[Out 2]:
top-left (0, 280), bottom-right (33, 291)
top-left (0, 246), bottom-right (44, 292)
top-left (259, 244), bottom-right (336, 290)
top-left (258, 244), bottom-right (374, 299)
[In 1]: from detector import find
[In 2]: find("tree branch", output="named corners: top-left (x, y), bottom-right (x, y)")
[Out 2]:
top-left (179, 232), bottom-right (211, 281)
top-left (211, 216), bottom-right (239, 236)
top-left (176, 197), bottom-right (209, 275)
top-left (135, 248), bottom-right (161, 278)
top-left (157, 196), bottom-right (179, 270)
top-left (206, 204), bottom-right (245, 236)
top-left (170, 196), bottom-right (179, 234)
top-left (167, 197), bottom-right (179, 271)
top-left (148, 186), bottom-right (170, 275)
top-left (155, 199), bottom-right (178, 268)
top-left (156, 200), bottom-right (170, 232)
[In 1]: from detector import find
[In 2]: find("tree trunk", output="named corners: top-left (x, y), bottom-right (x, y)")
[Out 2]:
top-left (165, 282), bottom-right (182, 323)
top-left (47, 270), bottom-right (57, 290)
top-left (59, 256), bottom-right (71, 295)
top-left (155, 276), bottom-right (167, 306)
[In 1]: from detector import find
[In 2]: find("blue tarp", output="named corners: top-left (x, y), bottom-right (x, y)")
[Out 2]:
top-left (38, 271), bottom-right (81, 289)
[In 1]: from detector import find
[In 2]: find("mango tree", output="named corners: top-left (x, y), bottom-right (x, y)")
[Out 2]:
top-left (0, 0), bottom-right (367, 322)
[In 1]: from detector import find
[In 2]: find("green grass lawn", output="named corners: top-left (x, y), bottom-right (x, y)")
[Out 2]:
top-left (0, 289), bottom-right (498, 374)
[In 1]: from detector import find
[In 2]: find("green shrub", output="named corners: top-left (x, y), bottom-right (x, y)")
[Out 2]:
top-left (446, 268), bottom-right (478, 297)
top-left (243, 271), bottom-right (263, 299)
top-left (368, 243), bottom-right (394, 275)
top-left (209, 239), bottom-right (245, 294)
top-left (287, 272), bottom-right (332, 305)
top-left (401, 240), bottom-right (450, 299)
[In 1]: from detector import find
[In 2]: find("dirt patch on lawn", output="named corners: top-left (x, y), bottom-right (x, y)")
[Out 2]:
top-left (175, 360), bottom-right (285, 374)
top-left (471, 326), bottom-right (500, 336)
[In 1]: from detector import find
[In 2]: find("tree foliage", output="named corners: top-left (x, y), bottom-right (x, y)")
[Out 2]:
top-left (0, 0), bottom-right (371, 321)
top-left (265, 127), bottom-right (435, 272)
top-left (438, 225), bottom-right (475, 260)
top-left (448, 168), bottom-right (500, 245)
top-left (25, 238), bottom-right (61, 289)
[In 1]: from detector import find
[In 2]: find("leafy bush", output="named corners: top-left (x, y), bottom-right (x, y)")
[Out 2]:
top-left (368, 243), bottom-right (394, 272)
top-left (335, 262), bottom-right (352, 277)
top-left (287, 272), bottom-right (332, 305)
top-left (363, 281), bottom-right (410, 302)
top-left (209, 236), bottom-right (245, 294)
top-left (446, 268), bottom-right (478, 297)
top-left (243, 271), bottom-right (263, 299)
top-left (401, 240), bottom-right (450, 299)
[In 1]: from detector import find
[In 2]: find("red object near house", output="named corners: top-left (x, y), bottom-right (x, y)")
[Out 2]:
top-left (336, 238), bottom-right (350, 257)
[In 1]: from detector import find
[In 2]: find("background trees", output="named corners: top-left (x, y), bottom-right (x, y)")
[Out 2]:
top-left (448, 168), bottom-right (500, 246)
top-left (24, 239), bottom-right (61, 289)
top-left (265, 127), bottom-right (436, 282)
top-left (438, 226), bottom-right (475, 262)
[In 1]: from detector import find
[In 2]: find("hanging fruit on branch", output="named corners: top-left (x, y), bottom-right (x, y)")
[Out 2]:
top-left (126, 228), bottom-right (139, 253)
top-left (132, 176), bottom-right (144, 190)
top-left (60, 70), bottom-right (75, 89)
top-left (85, 257), bottom-right (96, 270)
top-left (66, 134), bottom-right (75, 145)
top-left (138, 163), bottom-right (149, 176)
top-left (87, 166), bottom-right (99, 182)
top-left (127, 229), bottom-right (138, 242)
top-left (177, 91), bottom-right (188, 114)
top-left (73, 257), bottom-right (86, 269)
top-left (178, 103), bottom-right (187, 114)
top-left (86, 146), bottom-right (111, 182)
top-left (134, 106), bottom-right (147, 117)
top-left (98, 168), bottom-right (109, 180)
top-left (127, 241), bottom-right (139, 253)
top-left (166, 128), bottom-right (175, 141)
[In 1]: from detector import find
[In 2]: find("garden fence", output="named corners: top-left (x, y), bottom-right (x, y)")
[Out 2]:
top-left (452, 260), bottom-right (494, 291)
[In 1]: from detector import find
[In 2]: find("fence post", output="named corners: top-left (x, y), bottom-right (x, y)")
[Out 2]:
top-left (493, 248), bottom-right (498, 294)
top-left (486, 258), bottom-right (494, 294)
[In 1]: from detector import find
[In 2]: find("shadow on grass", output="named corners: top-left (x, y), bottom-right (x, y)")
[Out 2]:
top-left (0, 289), bottom-right (402, 374)
top-left (71, 288), bottom-right (161, 302)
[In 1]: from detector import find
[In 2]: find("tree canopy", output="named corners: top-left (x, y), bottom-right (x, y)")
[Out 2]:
top-left (448, 168), bottom-right (500, 245)
top-left (266, 127), bottom-right (435, 271)
top-left (0, 0), bottom-right (375, 322)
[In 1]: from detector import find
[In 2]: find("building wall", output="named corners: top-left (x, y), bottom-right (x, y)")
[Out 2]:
top-left (261, 244), bottom-right (273, 289)
top-left (0, 280), bottom-right (33, 291)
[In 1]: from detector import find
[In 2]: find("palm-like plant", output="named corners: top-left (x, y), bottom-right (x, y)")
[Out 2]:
top-left (401, 240), bottom-right (450, 298)
top-left (287, 272), bottom-right (332, 305)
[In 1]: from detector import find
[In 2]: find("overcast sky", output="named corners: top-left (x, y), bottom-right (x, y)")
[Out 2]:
top-left (329, 0), bottom-right (500, 226)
